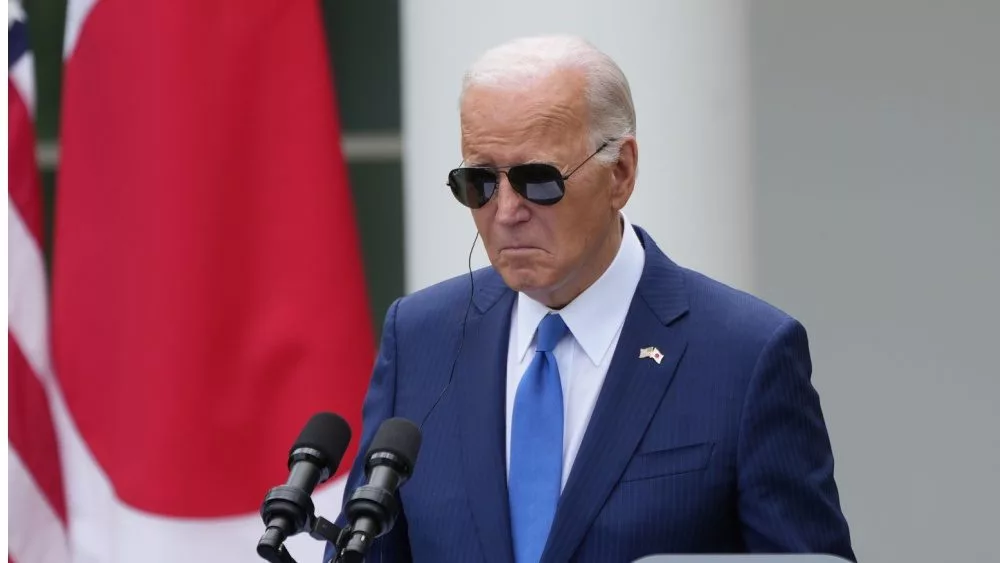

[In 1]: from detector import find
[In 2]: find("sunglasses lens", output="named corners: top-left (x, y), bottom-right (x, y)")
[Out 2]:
top-left (448, 168), bottom-right (497, 209)
top-left (508, 164), bottom-right (564, 205)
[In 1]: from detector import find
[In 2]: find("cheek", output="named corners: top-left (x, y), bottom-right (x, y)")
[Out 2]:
top-left (470, 209), bottom-right (492, 239)
top-left (549, 229), bottom-right (588, 273)
top-left (550, 202), bottom-right (595, 254)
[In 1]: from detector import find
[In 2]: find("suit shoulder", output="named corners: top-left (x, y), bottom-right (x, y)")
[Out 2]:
top-left (392, 267), bottom-right (494, 329)
top-left (634, 225), bottom-right (798, 347)
top-left (679, 267), bottom-right (800, 348)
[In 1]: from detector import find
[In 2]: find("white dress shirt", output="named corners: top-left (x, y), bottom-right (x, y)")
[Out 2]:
top-left (505, 214), bottom-right (646, 490)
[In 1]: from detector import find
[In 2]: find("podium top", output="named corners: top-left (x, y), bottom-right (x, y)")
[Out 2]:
top-left (634, 556), bottom-right (851, 563)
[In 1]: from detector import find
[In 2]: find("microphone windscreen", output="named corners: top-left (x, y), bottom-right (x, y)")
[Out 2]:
top-left (291, 412), bottom-right (352, 475)
top-left (368, 417), bottom-right (422, 472)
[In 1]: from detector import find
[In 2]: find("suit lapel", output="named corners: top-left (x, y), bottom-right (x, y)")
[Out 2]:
top-left (542, 228), bottom-right (691, 563)
top-left (455, 271), bottom-right (516, 563)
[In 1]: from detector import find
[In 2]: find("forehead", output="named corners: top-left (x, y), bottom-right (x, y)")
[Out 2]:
top-left (460, 70), bottom-right (589, 163)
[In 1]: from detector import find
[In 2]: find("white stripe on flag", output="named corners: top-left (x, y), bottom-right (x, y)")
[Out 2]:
top-left (8, 0), bottom-right (27, 26)
top-left (8, 197), bottom-right (55, 386)
top-left (10, 51), bottom-right (37, 115)
top-left (8, 447), bottom-right (72, 563)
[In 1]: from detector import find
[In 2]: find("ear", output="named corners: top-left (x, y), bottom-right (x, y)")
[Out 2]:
top-left (609, 136), bottom-right (638, 210)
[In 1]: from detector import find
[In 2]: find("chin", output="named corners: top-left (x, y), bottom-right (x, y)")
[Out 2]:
top-left (496, 266), bottom-right (553, 295)
top-left (491, 251), bottom-right (561, 292)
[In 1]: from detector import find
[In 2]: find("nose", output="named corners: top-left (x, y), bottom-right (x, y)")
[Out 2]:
top-left (494, 174), bottom-right (529, 226)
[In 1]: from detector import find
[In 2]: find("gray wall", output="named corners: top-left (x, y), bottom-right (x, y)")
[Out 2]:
top-left (750, 2), bottom-right (1000, 561)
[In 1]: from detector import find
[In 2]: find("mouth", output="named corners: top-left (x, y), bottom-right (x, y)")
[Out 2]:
top-left (497, 247), bottom-right (547, 261)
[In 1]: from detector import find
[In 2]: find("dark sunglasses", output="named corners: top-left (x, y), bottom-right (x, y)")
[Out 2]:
top-left (447, 141), bottom-right (611, 209)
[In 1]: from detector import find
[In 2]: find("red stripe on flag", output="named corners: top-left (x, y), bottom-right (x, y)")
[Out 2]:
top-left (8, 333), bottom-right (68, 522)
top-left (8, 79), bottom-right (45, 244)
top-left (54, 0), bottom-right (373, 517)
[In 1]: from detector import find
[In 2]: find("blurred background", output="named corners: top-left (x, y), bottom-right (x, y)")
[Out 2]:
top-left (14, 0), bottom-right (1000, 562)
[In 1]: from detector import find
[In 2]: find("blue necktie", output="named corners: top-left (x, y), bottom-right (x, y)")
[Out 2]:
top-left (509, 313), bottom-right (569, 563)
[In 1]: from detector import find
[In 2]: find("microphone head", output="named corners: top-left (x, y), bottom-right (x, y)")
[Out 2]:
top-left (367, 417), bottom-right (422, 476)
top-left (290, 412), bottom-right (352, 477)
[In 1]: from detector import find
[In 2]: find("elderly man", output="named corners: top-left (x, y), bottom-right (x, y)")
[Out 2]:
top-left (334, 35), bottom-right (854, 563)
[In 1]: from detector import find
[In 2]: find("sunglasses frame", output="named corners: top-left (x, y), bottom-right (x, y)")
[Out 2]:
top-left (447, 140), bottom-right (613, 209)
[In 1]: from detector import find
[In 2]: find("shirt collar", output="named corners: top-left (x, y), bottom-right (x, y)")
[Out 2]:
top-left (515, 213), bottom-right (646, 365)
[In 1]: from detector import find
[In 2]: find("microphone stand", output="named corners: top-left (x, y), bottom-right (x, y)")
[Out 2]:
top-left (257, 483), bottom-right (358, 563)
top-left (257, 512), bottom-right (358, 563)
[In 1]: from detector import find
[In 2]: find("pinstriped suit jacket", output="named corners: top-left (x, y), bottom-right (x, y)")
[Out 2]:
top-left (330, 225), bottom-right (855, 563)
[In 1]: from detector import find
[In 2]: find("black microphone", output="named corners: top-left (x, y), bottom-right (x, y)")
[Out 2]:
top-left (339, 417), bottom-right (422, 562)
top-left (258, 412), bottom-right (352, 561)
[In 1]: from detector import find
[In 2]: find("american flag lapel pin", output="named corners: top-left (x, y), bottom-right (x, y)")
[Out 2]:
top-left (639, 346), bottom-right (664, 364)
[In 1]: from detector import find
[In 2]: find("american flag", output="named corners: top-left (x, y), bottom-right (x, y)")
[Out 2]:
top-left (8, 2), bottom-right (73, 562)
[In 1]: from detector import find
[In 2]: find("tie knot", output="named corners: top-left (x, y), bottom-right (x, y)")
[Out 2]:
top-left (535, 314), bottom-right (569, 353)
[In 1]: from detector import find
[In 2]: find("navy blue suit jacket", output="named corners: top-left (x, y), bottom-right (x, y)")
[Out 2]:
top-left (331, 225), bottom-right (854, 562)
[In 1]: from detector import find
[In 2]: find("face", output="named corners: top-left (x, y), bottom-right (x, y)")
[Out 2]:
top-left (459, 69), bottom-right (638, 307)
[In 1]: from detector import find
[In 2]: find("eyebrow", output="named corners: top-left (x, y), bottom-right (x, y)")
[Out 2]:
top-left (463, 156), bottom-right (557, 169)
top-left (523, 156), bottom-right (553, 165)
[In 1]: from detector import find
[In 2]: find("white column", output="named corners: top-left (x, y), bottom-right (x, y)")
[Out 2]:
top-left (402, 0), bottom-right (753, 293)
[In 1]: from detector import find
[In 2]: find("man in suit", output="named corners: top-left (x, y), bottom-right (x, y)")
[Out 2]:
top-left (333, 35), bottom-right (854, 563)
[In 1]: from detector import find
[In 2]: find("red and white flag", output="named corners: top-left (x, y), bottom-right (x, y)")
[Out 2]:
top-left (35, 0), bottom-right (374, 561)
top-left (9, 3), bottom-right (72, 562)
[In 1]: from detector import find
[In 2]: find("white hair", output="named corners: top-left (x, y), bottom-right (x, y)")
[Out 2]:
top-left (460, 35), bottom-right (636, 164)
